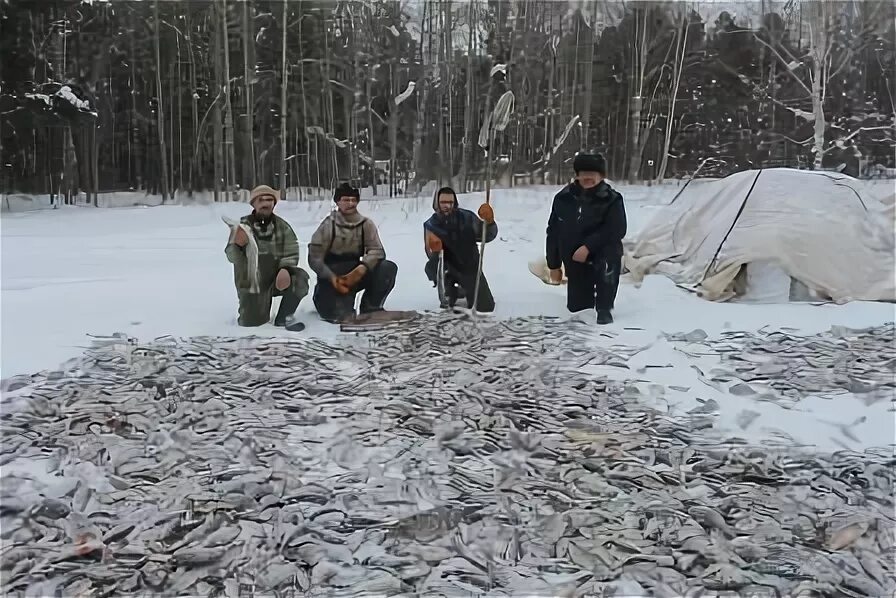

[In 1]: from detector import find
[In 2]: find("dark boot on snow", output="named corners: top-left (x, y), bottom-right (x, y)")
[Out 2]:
top-left (274, 293), bottom-right (305, 331)
top-left (596, 309), bottom-right (613, 325)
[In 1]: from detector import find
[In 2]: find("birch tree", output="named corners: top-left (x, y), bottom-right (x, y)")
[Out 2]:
top-left (278, 0), bottom-right (288, 195)
top-left (754, 0), bottom-right (892, 169)
top-left (656, 7), bottom-right (691, 183)
top-left (153, 0), bottom-right (170, 202)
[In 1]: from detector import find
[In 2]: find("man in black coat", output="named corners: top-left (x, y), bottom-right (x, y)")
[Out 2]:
top-left (423, 186), bottom-right (497, 312)
top-left (545, 153), bottom-right (627, 324)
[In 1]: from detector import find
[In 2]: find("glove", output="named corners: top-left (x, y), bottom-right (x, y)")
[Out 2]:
top-left (339, 265), bottom-right (367, 289)
top-left (426, 231), bottom-right (443, 253)
top-left (330, 275), bottom-right (351, 295)
top-left (477, 203), bottom-right (495, 224)
top-left (548, 268), bottom-right (563, 285)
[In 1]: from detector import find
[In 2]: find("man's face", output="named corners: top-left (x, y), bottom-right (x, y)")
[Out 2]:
top-left (577, 171), bottom-right (602, 189)
top-left (438, 193), bottom-right (455, 215)
top-left (336, 195), bottom-right (359, 215)
top-left (253, 196), bottom-right (276, 217)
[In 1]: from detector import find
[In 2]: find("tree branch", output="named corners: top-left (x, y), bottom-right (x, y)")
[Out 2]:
top-left (751, 33), bottom-right (813, 97)
top-left (820, 126), bottom-right (894, 155)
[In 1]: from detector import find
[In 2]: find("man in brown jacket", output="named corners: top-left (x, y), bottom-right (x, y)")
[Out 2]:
top-left (307, 183), bottom-right (398, 323)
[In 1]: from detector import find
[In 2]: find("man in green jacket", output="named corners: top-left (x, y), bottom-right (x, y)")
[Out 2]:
top-left (225, 185), bottom-right (310, 331)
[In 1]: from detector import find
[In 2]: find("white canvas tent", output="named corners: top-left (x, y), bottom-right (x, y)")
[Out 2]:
top-left (624, 168), bottom-right (895, 304)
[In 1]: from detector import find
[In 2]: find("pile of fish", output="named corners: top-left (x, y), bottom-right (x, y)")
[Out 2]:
top-left (678, 323), bottom-right (895, 409)
top-left (1, 313), bottom-right (894, 597)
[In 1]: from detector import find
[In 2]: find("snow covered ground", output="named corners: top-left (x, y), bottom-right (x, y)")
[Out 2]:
top-left (2, 183), bottom-right (894, 451)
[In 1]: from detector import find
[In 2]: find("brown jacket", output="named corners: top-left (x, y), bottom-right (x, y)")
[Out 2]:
top-left (307, 210), bottom-right (386, 280)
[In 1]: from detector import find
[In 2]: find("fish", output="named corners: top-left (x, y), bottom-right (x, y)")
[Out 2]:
top-left (222, 216), bottom-right (260, 294)
top-left (0, 313), bottom-right (893, 596)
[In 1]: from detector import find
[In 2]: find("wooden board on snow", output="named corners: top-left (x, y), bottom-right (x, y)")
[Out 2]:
top-left (339, 310), bottom-right (420, 332)
top-left (528, 258), bottom-right (567, 285)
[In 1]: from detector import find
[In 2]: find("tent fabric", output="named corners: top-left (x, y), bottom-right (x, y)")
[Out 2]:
top-left (623, 168), bottom-right (895, 303)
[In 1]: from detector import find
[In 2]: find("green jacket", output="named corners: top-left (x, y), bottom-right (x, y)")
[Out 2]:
top-left (225, 213), bottom-right (300, 291)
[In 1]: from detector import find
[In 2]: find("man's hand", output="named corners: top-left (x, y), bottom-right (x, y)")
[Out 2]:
top-left (232, 226), bottom-right (249, 247)
top-left (572, 245), bottom-right (590, 263)
top-left (477, 203), bottom-right (495, 224)
top-left (548, 268), bottom-right (563, 285)
top-left (330, 275), bottom-right (351, 295)
top-left (339, 265), bottom-right (367, 289)
top-left (275, 268), bottom-right (291, 291)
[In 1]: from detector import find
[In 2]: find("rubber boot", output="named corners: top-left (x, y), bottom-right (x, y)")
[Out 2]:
top-left (596, 309), bottom-right (613, 325)
top-left (274, 292), bottom-right (304, 331)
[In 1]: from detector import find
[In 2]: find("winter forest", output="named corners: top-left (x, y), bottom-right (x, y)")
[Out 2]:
top-left (2, 0), bottom-right (894, 203)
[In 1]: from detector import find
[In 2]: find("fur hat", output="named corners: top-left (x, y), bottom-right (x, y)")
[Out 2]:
top-left (333, 182), bottom-right (361, 203)
top-left (250, 185), bottom-right (279, 206)
top-left (573, 153), bottom-right (607, 176)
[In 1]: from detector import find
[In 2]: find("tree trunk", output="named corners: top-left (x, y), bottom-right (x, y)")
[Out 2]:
top-left (657, 10), bottom-right (689, 183)
top-left (153, 0), bottom-right (170, 202)
top-left (626, 8), bottom-right (648, 182)
top-left (220, 0), bottom-right (236, 199)
top-left (809, 2), bottom-right (829, 170)
top-left (388, 62), bottom-right (399, 196)
top-left (460, 0), bottom-right (476, 191)
top-left (242, 0), bottom-right (256, 189)
top-left (186, 9), bottom-right (199, 195)
top-left (366, 75), bottom-right (378, 196)
top-left (581, 12), bottom-right (596, 148)
top-left (213, 9), bottom-right (224, 202)
top-left (279, 0), bottom-right (289, 195)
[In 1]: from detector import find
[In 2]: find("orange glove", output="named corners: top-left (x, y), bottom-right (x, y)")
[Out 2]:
top-left (330, 275), bottom-right (350, 295)
top-left (548, 268), bottom-right (563, 285)
top-left (338, 265), bottom-right (367, 290)
top-left (426, 231), bottom-right (443, 253)
top-left (477, 203), bottom-right (495, 224)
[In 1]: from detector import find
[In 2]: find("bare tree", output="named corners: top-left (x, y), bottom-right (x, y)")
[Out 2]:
top-left (220, 0), bottom-right (236, 200)
top-left (657, 7), bottom-right (690, 183)
top-left (153, 0), bottom-right (170, 202)
top-left (242, 0), bottom-right (256, 189)
top-left (279, 0), bottom-right (288, 195)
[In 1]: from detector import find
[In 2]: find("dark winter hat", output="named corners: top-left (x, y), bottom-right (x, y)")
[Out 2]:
top-left (432, 186), bottom-right (459, 212)
top-left (573, 153), bottom-right (607, 176)
top-left (333, 182), bottom-right (360, 203)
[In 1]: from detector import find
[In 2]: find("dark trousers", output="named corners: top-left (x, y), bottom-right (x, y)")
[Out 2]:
top-left (237, 267), bottom-right (309, 327)
top-left (564, 255), bottom-right (621, 313)
top-left (313, 259), bottom-right (398, 323)
top-left (425, 255), bottom-right (495, 312)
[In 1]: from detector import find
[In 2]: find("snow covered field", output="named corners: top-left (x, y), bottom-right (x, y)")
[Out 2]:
top-left (2, 183), bottom-right (894, 451)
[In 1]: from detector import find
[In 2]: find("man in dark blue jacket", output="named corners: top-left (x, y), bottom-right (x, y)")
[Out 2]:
top-left (423, 186), bottom-right (497, 311)
top-left (545, 153), bottom-right (627, 324)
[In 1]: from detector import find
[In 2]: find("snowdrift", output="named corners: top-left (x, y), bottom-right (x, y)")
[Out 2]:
top-left (624, 168), bottom-right (896, 303)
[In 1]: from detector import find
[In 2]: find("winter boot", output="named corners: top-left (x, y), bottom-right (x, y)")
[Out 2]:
top-left (274, 293), bottom-right (304, 331)
top-left (596, 309), bottom-right (613, 325)
top-left (447, 283), bottom-right (462, 308)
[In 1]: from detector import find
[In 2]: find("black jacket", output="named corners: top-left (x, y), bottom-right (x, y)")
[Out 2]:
top-left (546, 180), bottom-right (626, 270)
top-left (424, 192), bottom-right (497, 273)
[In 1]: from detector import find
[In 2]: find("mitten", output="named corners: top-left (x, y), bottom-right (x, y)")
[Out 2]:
top-left (340, 265), bottom-right (367, 289)
top-left (477, 203), bottom-right (495, 224)
top-left (426, 231), bottom-right (444, 253)
top-left (330, 275), bottom-right (351, 295)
